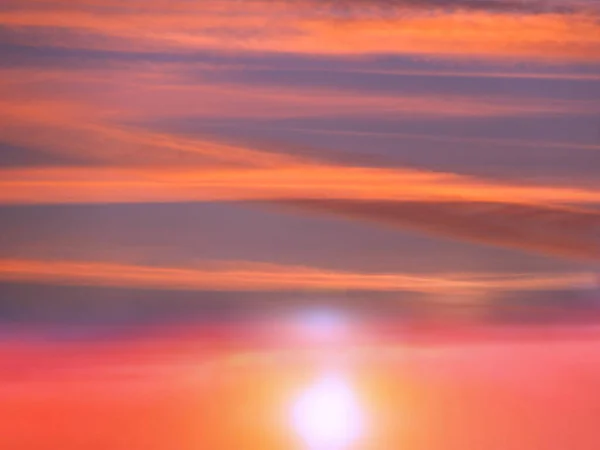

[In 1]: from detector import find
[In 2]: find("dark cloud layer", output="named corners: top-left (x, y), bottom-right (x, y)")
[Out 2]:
top-left (279, 200), bottom-right (600, 261)
top-left (1, 281), bottom-right (596, 331)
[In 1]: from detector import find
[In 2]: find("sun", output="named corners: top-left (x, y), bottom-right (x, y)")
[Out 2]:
top-left (291, 373), bottom-right (364, 450)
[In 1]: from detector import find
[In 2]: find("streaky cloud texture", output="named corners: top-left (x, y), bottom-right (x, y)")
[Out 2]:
top-left (1, 164), bottom-right (598, 260)
top-left (279, 199), bottom-right (600, 261)
top-left (2, 165), bottom-right (599, 205)
top-left (4, 66), bottom-right (588, 122)
top-left (1, 1), bottom-right (599, 61)
top-left (0, 258), bottom-right (593, 294)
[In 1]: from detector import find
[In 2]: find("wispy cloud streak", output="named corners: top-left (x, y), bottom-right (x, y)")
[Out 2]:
top-left (2, 165), bottom-right (599, 205)
top-left (5, 69), bottom-right (585, 122)
top-left (1, 165), bottom-right (598, 260)
top-left (0, 1), bottom-right (599, 61)
top-left (0, 258), bottom-right (592, 294)
top-left (280, 200), bottom-right (600, 261)
top-left (0, 0), bottom-right (598, 274)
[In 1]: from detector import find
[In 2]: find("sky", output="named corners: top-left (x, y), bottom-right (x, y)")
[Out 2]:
top-left (0, 0), bottom-right (600, 449)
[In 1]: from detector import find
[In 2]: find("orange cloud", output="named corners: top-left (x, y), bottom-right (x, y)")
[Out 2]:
top-left (298, 11), bottom-right (600, 60)
top-left (104, 81), bottom-right (595, 119)
top-left (2, 61), bottom-right (595, 160)
top-left (0, 107), bottom-right (300, 167)
top-left (1, 3), bottom-right (599, 61)
top-left (0, 66), bottom-right (305, 167)
top-left (1, 165), bottom-right (599, 205)
top-left (0, 10), bottom-right (598, 264)
top-left (5, 62), bottom-right (588, 177)
top-left (2, 164), bottom-right (598, 260)
top-left (0, 258), bottom-right (591, 294)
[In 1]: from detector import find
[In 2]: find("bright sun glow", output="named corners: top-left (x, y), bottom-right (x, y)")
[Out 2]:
top-left (291, 373), bottom-right (364, 450)
top-left (294, 309), bottom-right (350, 343)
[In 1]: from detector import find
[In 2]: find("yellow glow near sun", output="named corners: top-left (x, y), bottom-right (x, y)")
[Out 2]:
top-left (291, 373), bottom-right (364, 450)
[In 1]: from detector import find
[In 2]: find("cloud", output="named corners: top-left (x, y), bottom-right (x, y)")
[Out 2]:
top-left (0, 6), bottom-right (598, 264)
top-left (260, 65), bottom-right (600, 82)
top-left (0, 104), bottom-right (301, 167)
top-left (4, 0), bottom-right (589, 14)
top-left (2, 165), bottom-right (600, 205)
top-left (259, 124), bottom-right (600, 152)
top-left (0, 65), bottom-right (310, 167)
top-left (318, 0), bottom-right (593, 14)
top-left (279, 199), bottom-right (600, 261)
top-left (0, 1), bottom-right (599, 61)
top-left (4, 64), bottom-right (589, 170)
top-left (6, 65), bottom-right (587, 122)
top-left (1, 61), bottom-right (598, 262)
top-left (0, 258), bottom-right (592, 294)
top-left (0, 164), bottom-right (598, 260)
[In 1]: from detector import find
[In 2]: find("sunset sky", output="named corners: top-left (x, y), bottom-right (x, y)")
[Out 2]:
top-left (0, 1), bottom-right (599, 449)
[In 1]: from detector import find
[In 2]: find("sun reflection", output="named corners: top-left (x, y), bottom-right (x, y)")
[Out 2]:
top-left (291, 373), bottom-right (364, 450)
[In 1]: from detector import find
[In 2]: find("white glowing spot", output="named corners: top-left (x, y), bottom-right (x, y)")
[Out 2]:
top-left (292, 374), bottom-right (363, 450)
top-left (296, 309), bottom-right (348, 341)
